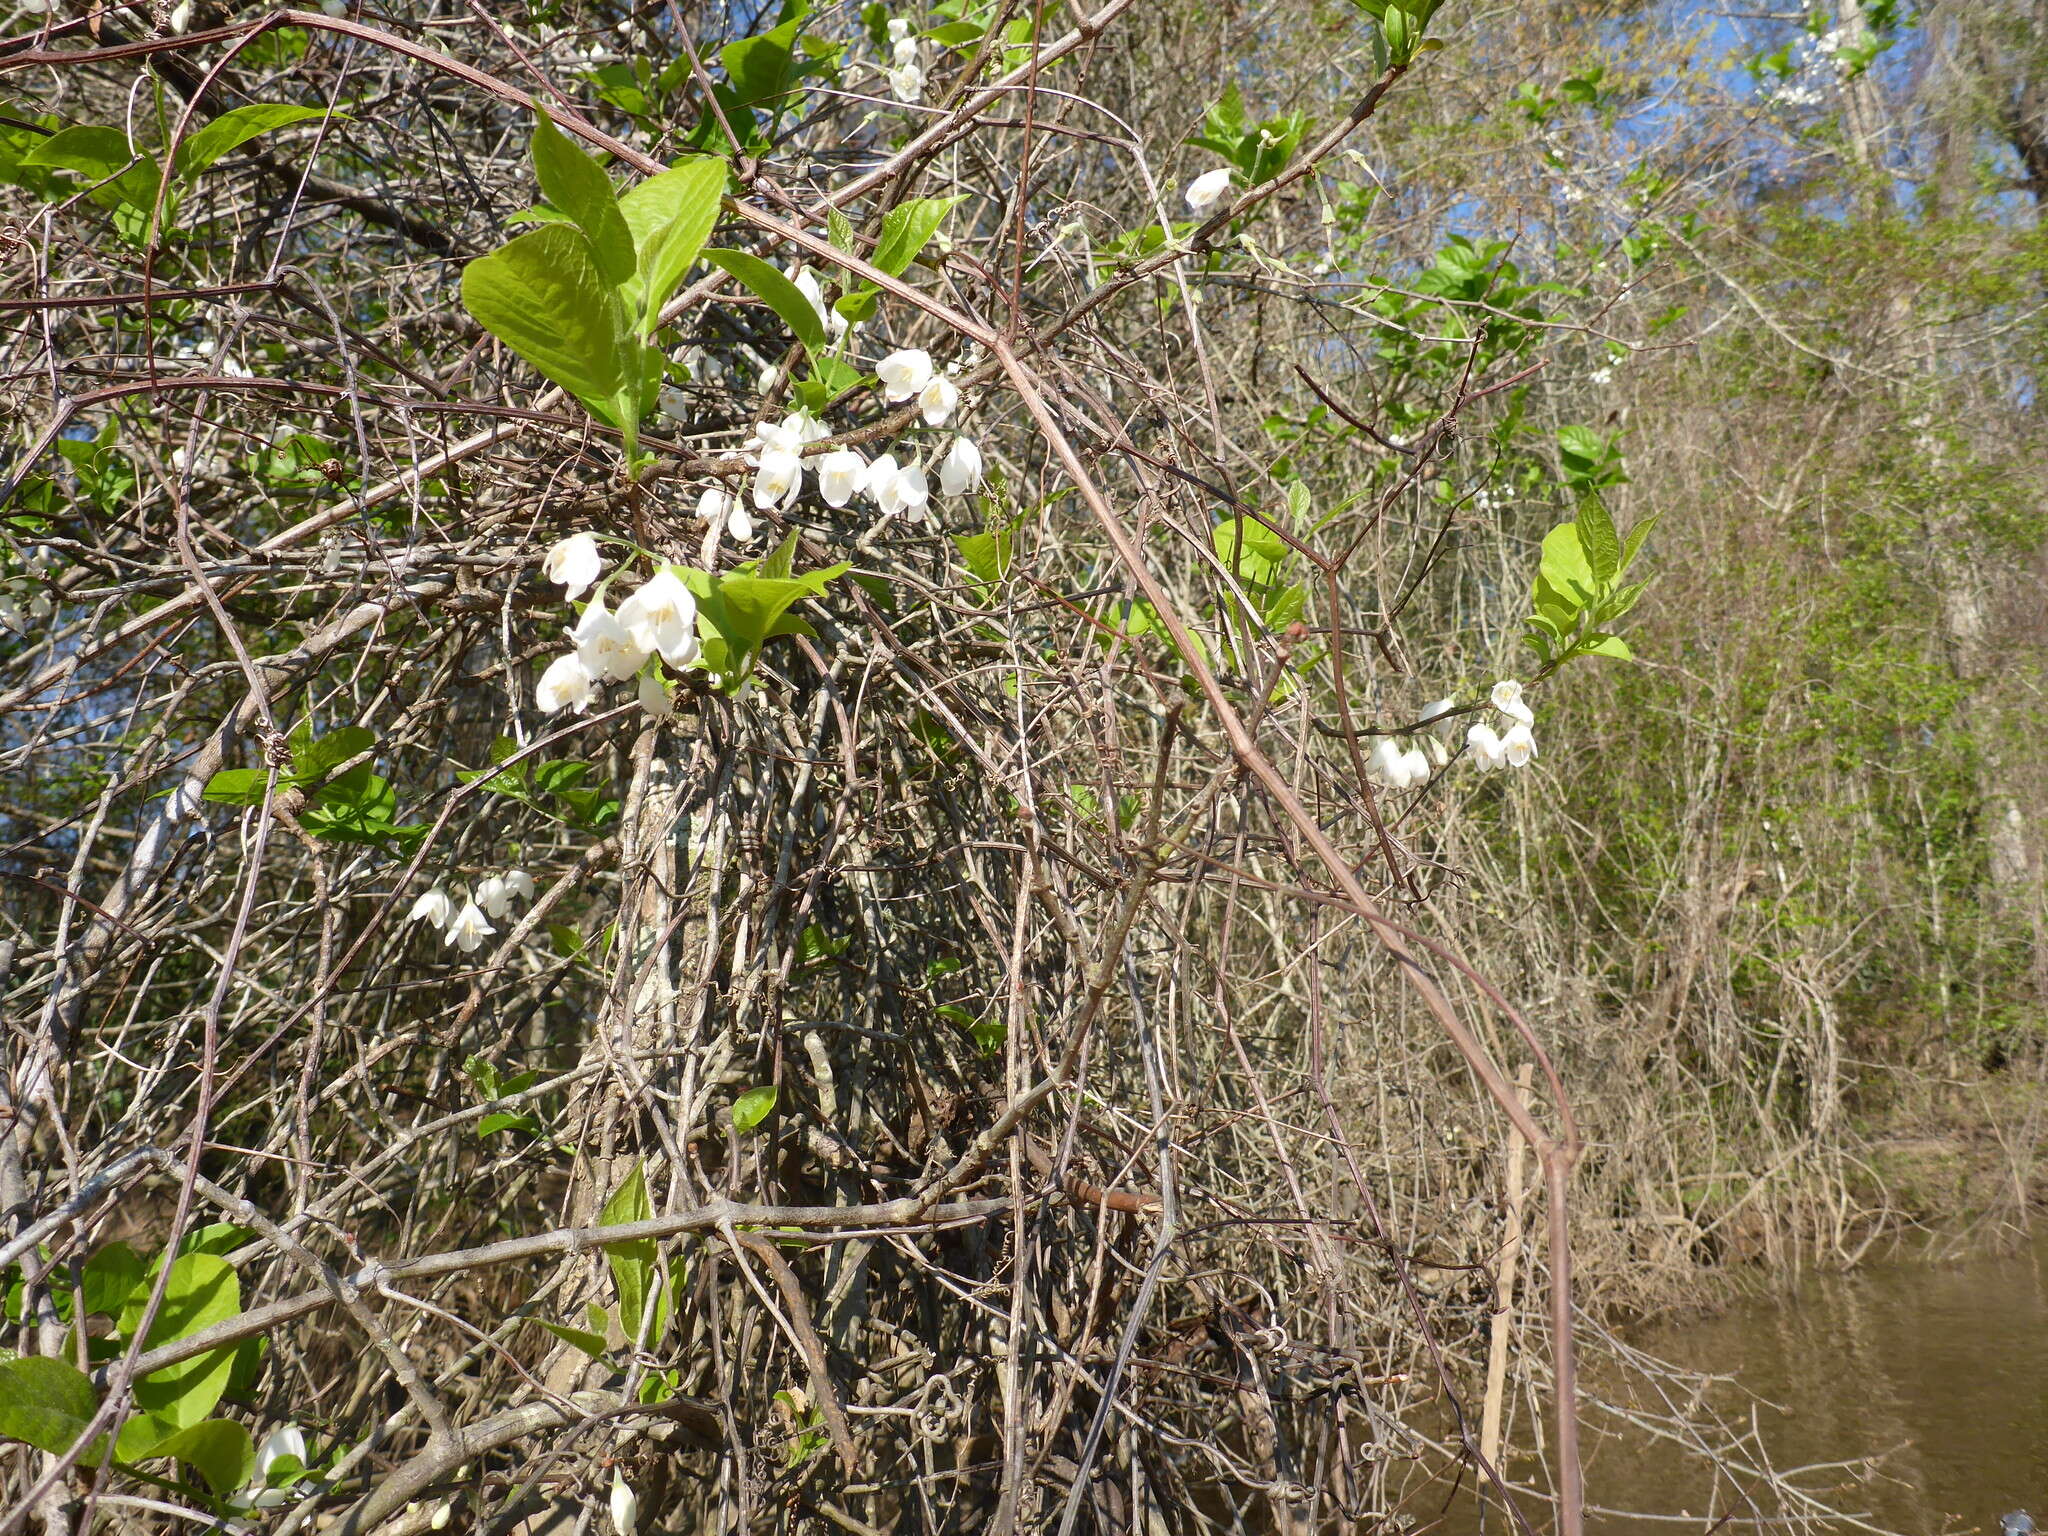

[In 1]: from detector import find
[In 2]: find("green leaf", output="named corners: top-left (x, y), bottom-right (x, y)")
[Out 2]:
top-left (1598, 577), bottom-right (1649, 624)
top-left (806, 354), bottom-right (864, 399)
top-left (0, 1357), bottom-right (98, 1458)
top-left (925, 20), bottom-right (985, 44)
top-left (701, 248), bottom-right (825, 356)
top-left (795, 923), bottom-right (848, 966)
top-left (1536, 521), bottom-right (1595, 606)
top-left (530, 110), bottom-right (636, 288)
top-left (136, 1418), bottom-right (255, 1497)
top-left (506, 203), bottom-right (576, 228)
top-left (177, 1224), bottom-right (255, 1259)
top-left (81, 1242), bottom-right (143, 1319)
top-left (202, 768), bottom-right (272, 807)
top-left (619, 157), bottom-right (728, 329)
top-left (548, 923), bottom-right (585, 959)
top-left (461, 225), bottom-right (634, 426)
top-left (539, 1318), bottom-right (611, 1359)
top-left (123, 1254), bottom-right (241, 1431)
top-left (477, 1112), bottom-right (540, 1137)
top-left (1619, 511), bottom-right (1658, 574)
top-left (952, 521), bottom-right (1016, 599)
top-left (22, 125), bottom-right (161, 211)
top-left (732, 1085), bottom-right (777, 1136)
top-left (680, 562), bottom-right (850, 686)
top-left (176, 104), bottom-right (332, 179)
top-left (719, 18), bottom-right (807, 110)
top-left (290, 724), bottom-right (374, 783)
top-left (1579, 631), bottom-right (1633, 660)
top-left (760, 528), bottom-right (800, 581)
top-left (599, 1162), bottom-right (666, 1348)
top-left (872, 195), bottom-right (964, 277)
top-left (1575, 494), bottom-right (1620, 585)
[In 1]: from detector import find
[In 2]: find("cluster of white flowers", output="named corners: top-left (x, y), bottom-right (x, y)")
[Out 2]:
top-left (536, 536), bottom-right (701, 718)
top-left (1466, 680), bottom-right (1538, 770)
top-left (1366, 684), bottom-right (1542, 792)
top-left (727, 351), bottom-right (983, 528)
top-left (409, 869), bottom-right (535, 953)
top-left (885, 17), bottom-right (923, 103)
top-left (0, 545), bottom-right (57, 633)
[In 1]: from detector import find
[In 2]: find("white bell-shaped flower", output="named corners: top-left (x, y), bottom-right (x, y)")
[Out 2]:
top-left (609, 1472), bottom-right (639, 1536)
top-left (476, 876), bottom-right (515, 921)
top-left (1466, 722), bottom-right (1508, 771)
top-left (408, 890), bottom-right (453, 929)
top-left (1418, 696), bottom-right (1457, 729)
top-left (753, 446), bottom-right (803, 511)
top-left (817, 449), bottom-right (867, 508)
top-left (1185, 167), bottom-right (1234, 213)
top-left (892, 34), bottom-right (919, 67)
top-left (1399, 747), bottom-right (1431, 787)
top-left (233, 1422), bottom-right (309, 1509)
top-left (938, 436), bottom-right (984, 496)
top-left (536, 651), bottom-right (598, 714)
top-left (698, 486), bottom-right (755, 542)
top-left (877, 349), bottom-right (934, 402)
top-left (572, 599), bottom-right (649, 683)
top-left (638, 671), bottom-right (675, 719)
top-left (446, 900), bottom-right (495, 953)
top-left (918, 372), bottom-right (960, 427)
top-left (1490, 678), bottom-right (1535, 725)
top-left (503, 869), bottom-right (536, 903)
top-left (618, 568), bottom-right (701, 668)
top-left (1366, 737), bottom-right (1405, 786)
top-left (887, 17), bottom-right (912, 42)
top-left (788, 267), bottom-right (849, 342)
top-left (542, 533), bottom-right (602, 601)
top-left (887, 62), bottom-right (924, 102)
top-left (1502, 721), bottom-right (1537, 767)
top-left (658, 384), bottom-right (689, 422)
top-left (867, 455), bottom-right (930, 520)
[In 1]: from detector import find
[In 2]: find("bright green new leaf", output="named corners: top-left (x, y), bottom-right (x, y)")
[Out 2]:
top-left (179, 1224), bottom-right (256, 1259)
top-left (953, 520), bottom-right (1017, 600)
top-left (531, 111), bottom-right (636, 287)
top-left (176, 104), bottom-right (333, 179)
top-left (1575, 494), bottom-right (1620, 585)
top-left (461, 225), bottom-right (634, 426)
top-left (136, 1418), bottom-right (256, 1497)
top-left (599, 1161), bottom-right (667, 1347)
top-left (1619, 511), bottom-right (1658, 574)
top-left (701, 248), bottom-right (826, 356)
top-left (732, 1085), bottom-right (777, 1135)
top-left (22, 125), bottom-right (161, 212)
top-left (540, 1318), bottom-right (612, 1359)
top-left (1580, 632), bottom-right (1633, 660)
top-left (872, 195), bottom-right (963, 277)
top-left (0, 1357), bottom-right (98, 1459)
top-left (619, 156), bottom-right (728, 329)
top-left (720, 18), bottom-right (808, 110)
top-left (1537, 521), bottom-right (1595, 605)
top-left (291, 724), bottom-right (374, 783)
top-left (119, 1253), bottom-right (242, 1431)
top-left (81, 1242), bottom-right (143, 1318)
top-left (202, 767), bottom-right (272, 806)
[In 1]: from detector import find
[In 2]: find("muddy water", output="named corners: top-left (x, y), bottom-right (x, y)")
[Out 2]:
top-left (1571, 1230), bottom-right (2048, 1536)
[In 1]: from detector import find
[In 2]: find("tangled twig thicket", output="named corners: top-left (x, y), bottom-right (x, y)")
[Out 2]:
top-left (6, 1), bottom-right (2040, 1534)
